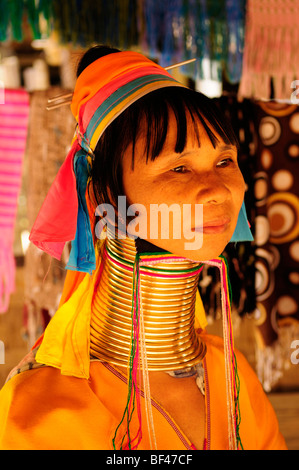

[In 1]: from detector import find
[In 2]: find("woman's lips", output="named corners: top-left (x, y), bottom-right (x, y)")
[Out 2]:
top-left (192, 218), bottom-right (231, 234)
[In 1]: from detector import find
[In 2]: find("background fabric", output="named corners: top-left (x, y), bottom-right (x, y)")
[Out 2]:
top-left (23, 88), bottom-right (74, 346)
top-left (252, 102), bottom-right (299, 391)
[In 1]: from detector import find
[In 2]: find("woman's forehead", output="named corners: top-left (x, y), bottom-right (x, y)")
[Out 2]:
top-left (118, 90), bottom-right (239, 170)
top-left (136, 107), bottom-right (233, 156)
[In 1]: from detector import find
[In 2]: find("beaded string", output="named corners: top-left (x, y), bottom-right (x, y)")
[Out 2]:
top-left (204, 255), bottom-right (242, 450)
top-left (112, 254), bottom-right (142, 450)
top-left (137, 253), bottom-right (203, 450)
top-left (138, 257), bottom-right (157, 450)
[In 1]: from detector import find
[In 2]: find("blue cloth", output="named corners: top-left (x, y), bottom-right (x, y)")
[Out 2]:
top-left (230, 201), bottom-right (253, 243)
top-left (66, 150), bottom-right (96, 274)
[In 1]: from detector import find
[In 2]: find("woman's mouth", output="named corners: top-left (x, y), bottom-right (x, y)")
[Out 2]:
top-left (192, 218), bottom-right (231, 234)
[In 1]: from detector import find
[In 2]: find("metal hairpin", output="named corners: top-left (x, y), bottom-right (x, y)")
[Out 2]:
top-left (46, 58), bottom-right (196, 110)
top-left (164, 58), bottom-right (196, 71)
top-left (46, 92), bottom-right (73, 110)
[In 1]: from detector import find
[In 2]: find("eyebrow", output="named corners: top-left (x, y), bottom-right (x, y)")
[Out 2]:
top-left (154, 143), bottom-right (237, 165)
top-left (216, 144), bottom-right (237, 152)
top-left (177, 143), bottom-right (237, 159)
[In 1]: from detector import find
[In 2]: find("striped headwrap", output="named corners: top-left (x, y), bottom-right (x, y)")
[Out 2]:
top-left (29, 51), bottom-right (187, 273)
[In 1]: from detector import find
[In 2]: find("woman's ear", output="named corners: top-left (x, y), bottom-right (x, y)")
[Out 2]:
top-left (91, 184), bottom-right (128, 240)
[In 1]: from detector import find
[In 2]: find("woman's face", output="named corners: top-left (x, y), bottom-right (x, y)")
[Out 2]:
top-left (122, 109), bottom-right (245, 261)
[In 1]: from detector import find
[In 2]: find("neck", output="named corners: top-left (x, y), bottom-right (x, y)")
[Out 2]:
top-left (90, 235), bottom-right (206, 371)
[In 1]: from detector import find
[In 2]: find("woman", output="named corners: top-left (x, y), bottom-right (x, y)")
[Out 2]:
top-left (0, 46), bottom-right (286, 450)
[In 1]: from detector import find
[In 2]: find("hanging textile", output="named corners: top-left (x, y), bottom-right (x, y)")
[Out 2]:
top-left (24, 88), bottom-right (75, 346)
top-left (142, 0), bottom-right (186, 66)
top-left (0, 0), bottom-right (51, 41)
top-left (0, 0), bottom-right (139, 46)
top-left (239, 0), bottom-right (299, 100)
top-left (0, 1), bottom-right (246, 87)
top-left (49, 0), bottom-right (139, 48)
top-left (252, 101), bottom-right (299, 391)
top-left (0, 88), bottom-right (29, 313)
top-left (142, 0), bottom-right (246, 85)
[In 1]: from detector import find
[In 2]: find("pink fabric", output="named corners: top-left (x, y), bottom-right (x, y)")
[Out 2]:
top-left (0, 89), bottom-right (29, 313)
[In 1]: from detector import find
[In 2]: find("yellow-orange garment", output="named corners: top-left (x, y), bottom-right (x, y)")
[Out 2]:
top-left (0, 333), bottom-right (287, 450)
top-left (0, 253), bottom-right (287, 450)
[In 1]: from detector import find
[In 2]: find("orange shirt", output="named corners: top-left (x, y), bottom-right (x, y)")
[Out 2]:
top-left (0, 333), bottom-right (287, 450)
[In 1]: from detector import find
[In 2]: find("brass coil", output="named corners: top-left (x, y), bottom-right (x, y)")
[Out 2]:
top-left (90, 236), bottom-right (206, 371)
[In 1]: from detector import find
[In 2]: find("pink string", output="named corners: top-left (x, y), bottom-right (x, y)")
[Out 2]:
top-left (139, 267), bottom-right (203, 279)
top-left (124, 257), bottom-right (142, 450)
top-left (105, 250), bottom-right (203, 279)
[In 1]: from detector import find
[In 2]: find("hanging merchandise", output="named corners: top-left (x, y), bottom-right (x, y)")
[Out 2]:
top-left (239, 0), bottom-right (299, 100)
top-left (38, 0), bottom-right (139, 49)
top-left (0, 0), bottom-right (50, 41)
top-left (142, 0), bottom-right (186, 66)
top-left (0, 88), bottom-right (29, 313)
top-left (224, 0), bottom-right (246, 84)
top-left (143, 0), bottom-right (246, 91)
top-left (0, 1), bottom-right (246, 90)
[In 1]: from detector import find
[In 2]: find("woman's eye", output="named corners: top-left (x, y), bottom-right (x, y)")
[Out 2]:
top-left (216, 158), bottom-right (234, 168)
top-left (171, 165), bottom-right (188, 173)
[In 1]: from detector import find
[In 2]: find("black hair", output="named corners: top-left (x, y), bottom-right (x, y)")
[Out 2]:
top-left (76, 45), bottom-right (239, 212)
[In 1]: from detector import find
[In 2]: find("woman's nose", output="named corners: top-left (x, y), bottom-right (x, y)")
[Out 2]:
top-left (195, 172), bottom-right (231, 205)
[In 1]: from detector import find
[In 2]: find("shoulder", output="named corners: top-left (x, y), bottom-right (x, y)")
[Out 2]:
top-left (0, 358), bottom-right (114, 450)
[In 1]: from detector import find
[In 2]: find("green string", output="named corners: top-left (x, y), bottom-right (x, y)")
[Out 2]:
top-left (106, 245), bottom-right (201, 275)
top-left (220, 254), bottom-right (233, 303)
top-left (112, 254), bottom-right (140, 450)
top-left (220, 254), bottom-right (243, 450)
top-left (234, 352), bottom-right (243, 450)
